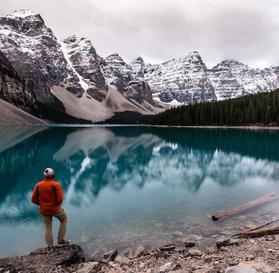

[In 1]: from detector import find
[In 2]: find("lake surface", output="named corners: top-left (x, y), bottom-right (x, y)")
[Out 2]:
top-left (1, 126), bottom-right (279, 257)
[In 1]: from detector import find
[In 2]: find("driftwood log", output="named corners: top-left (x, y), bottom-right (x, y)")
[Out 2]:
top-left (235, 226), bottom-right (279, 238)
top-left (233, 218), bottom-right (279, 238)
top-left (212, 192), bottom-right (279, 221)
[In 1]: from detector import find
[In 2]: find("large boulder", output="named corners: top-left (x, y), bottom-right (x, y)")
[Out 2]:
top-left (0, 244), bottom-right (85, 273)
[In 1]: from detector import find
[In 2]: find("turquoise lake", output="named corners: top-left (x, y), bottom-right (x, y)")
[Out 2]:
top-left (1, 126), bottom-right (279, 257)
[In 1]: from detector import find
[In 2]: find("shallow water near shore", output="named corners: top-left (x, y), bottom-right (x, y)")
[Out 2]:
top-left (1, 126), bottom-right (279, 257)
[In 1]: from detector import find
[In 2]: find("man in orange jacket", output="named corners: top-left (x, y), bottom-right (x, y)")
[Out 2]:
top-left (32, 168), bottom-right (70, 248)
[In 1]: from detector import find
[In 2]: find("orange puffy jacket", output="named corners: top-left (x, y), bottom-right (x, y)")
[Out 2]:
top-left (31, 179), bottom-right (64, 215)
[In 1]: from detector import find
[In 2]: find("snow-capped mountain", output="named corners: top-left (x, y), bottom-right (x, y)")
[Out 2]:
top-left (143, 51), bottom-right (216, 104)
top-left (0, 10), bottom-right (79, 103)
top-left (141, 52), bottom-right (279, 104)
top-left (101, 53), bottom-right (153, 104)
top-left (62, 35), bottom-right (108, 100)
top-left (0, 10), bottom-right (159, 123)
top-left (0, 9), bottom-right (278, 123)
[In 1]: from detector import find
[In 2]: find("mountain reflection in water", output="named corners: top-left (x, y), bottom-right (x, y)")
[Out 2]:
top-left (0, 126), bottom-right (279, 256)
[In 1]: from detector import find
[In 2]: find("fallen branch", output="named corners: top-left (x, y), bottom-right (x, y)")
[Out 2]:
top-left (235, 226), bottom-right (279, 238)
top-left (211, 192), bottom-right (279, 221)
top-left (233, 218), bottom-right (279, 237)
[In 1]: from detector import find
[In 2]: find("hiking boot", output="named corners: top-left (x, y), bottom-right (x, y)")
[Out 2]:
top-left (58, 239), bottom-right (71, 245)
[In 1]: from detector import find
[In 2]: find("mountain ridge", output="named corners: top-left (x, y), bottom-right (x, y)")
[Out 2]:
top-left (0, 10), bottom-right (159, 123)
top-left (0, 9), bottom-right (278, 123)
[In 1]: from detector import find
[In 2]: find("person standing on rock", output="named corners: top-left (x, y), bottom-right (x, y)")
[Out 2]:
top-left (31, 168), bottom-right (70, 248)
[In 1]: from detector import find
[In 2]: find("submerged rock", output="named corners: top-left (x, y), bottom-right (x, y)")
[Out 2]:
top-left (128, 245), bottom-right (147, 259)
top-left (0, 244), bottom-right (84, 273)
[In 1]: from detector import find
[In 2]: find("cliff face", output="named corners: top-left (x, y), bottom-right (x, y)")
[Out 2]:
top-left (142, 53), bottom-right (279, 105)
top-left (0, 50), bottom-right (36, 113)
top-left (100, 53), bottom-right (154, 104)
top-left (0, 10), bottom-right (157, 123)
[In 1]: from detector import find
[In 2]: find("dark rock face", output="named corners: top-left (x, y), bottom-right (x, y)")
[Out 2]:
top-left (0, 10), bottom-right (81, 104)
top-left (101, 54), bottom-right (154, 104)
top-left (63, 36), bottom-right (107, 93)
top-left (0, 11), bottom-right (157, 123)
top-left (130, 56), bottom-right (145, 78)
top-left (0, 50), bottom-right (36, 113)
top-left (128, 80), bottom-right (153, 104)
top-left (0, 244), bottom-right (85, 273)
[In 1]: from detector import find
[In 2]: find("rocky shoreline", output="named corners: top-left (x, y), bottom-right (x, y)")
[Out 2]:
top-left (1, 235), bottom-right (279, 273)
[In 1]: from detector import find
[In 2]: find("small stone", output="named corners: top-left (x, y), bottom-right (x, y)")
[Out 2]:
top-left (203, 255), bottom-right (212, 262)
top-left (172, 231), bottom-right (184, 238)
top-left (194, 268), bottom-right (216, 273)
top-left (184, 241), bottom-right (196, 248)
top-left (188, 249), bottom-right (203, 257)
top-left (128, 245), bottom-right (146, 258)
top-left (225, 261), bottom-right (274, 273)
top-left (216, 238), bottom-right (240, 249)
top-left (158, 244), bottom-right (176, 252)
top-left (75, 262), bottom-right (100, 273)
top-left (103, 250), bottom-right (118, 262)
top-left (174, 246), bottom-right (188, 254)
top-left (267, 249), bottom-right (275, 253)
top-left (245, 255), bottom-right (255, 261)
top-left (265, 236), bottom-right (276, 241)
top-left (115, 255), bottom-right (130, 265)
top-left (90, 250), bottom-right (104, 262)
top-left (159, 262), bottom-right (180, 272)
top-left (192, 235), bottom-right (203, 241)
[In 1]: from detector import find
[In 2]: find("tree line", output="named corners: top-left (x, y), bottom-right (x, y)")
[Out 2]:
top-left (152, 89), bottom-right (279, 126)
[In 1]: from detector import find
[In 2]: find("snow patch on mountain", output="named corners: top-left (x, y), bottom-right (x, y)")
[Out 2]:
top-left (6, 10), bottom-right (38, 19)
top-left (60, 41), bottom-right (89, 92)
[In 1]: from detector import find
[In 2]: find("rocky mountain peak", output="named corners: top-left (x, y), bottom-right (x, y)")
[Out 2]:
top-left (6, 9), bottom-right (40, 19)
top-left (185, 50), bottom-right (201, 60)
top-left (105, 53), bottom-right (126, 65)
top-left (183, 51), bottom-right (205, 68)
top-left (132, 56), bottom-right (145, 65)
top-left (3, 10), bottom-right (47, 37)
top-left (62, 34), bottom-right (107, 95)
top-left (0, 10), bottom-right (80, 102)
top-left (214, 59), bottom-right (248, 70)
top-left (63, 35), bottom-right (97, 58)
top-left (130, 56), bottom-right (145, 79)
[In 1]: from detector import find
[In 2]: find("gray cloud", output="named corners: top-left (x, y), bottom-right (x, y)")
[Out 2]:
top-left (1, 0), bottom-right (278, 68)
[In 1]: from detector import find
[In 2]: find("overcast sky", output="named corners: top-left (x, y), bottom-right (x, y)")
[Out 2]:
top-left (1, 0), bottom-right (279, 68)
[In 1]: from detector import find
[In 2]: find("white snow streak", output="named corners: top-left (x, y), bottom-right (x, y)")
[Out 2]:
top-left (60, 41), bottom-right (89, 92)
